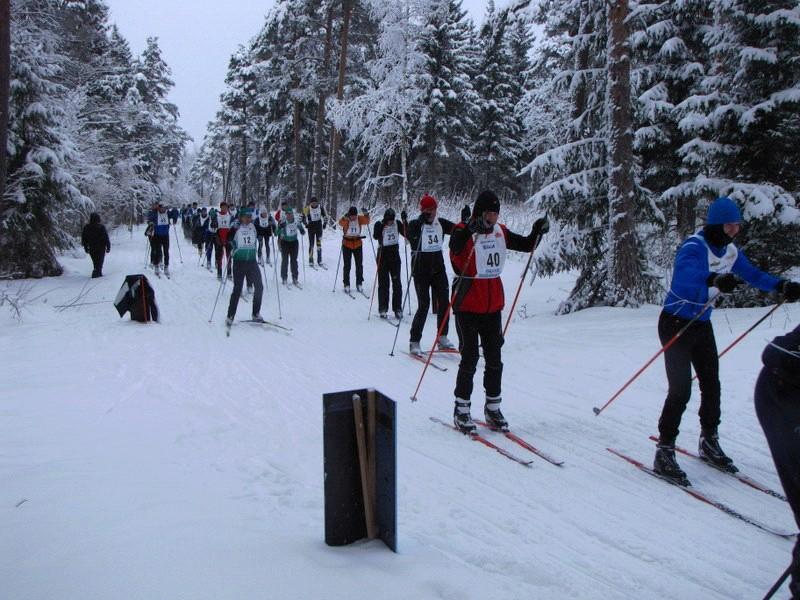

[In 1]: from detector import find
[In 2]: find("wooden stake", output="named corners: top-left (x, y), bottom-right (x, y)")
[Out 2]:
top-left (367, 389), bottom-right (377, 535)
top-left (352, 394), bottom-right (377, 539)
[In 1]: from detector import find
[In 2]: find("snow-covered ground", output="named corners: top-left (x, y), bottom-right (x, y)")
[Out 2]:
top-left (1, 224), bottom-right (797, 600)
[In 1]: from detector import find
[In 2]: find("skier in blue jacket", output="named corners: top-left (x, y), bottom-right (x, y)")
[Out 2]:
top-left (653, 196), bottom-right (800, 484)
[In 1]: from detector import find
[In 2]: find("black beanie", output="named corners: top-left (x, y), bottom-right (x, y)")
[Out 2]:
top-left (383, 208), bottom-right (396, 221)
top-left (348, 206), bottom-right (357, 216)
top-left (473, 190), bottom-right (500, 218)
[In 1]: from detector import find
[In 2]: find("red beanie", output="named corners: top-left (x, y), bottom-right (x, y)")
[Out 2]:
top-left (420, 194), bottom-right (437, 211)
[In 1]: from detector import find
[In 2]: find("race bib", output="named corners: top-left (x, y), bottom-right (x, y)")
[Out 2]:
top-left (217, 213), bottom-right (231, 229)
top-left (474, 226), bottom-right (506, 279)
top-left (420, 221), bottom-right (443, 252)
top-left (309, 206), bottom-right (322, 222)
top-left (346, 219), bottom-right (361, 237)
top-left (382, 223), bottom-right (399, 246)
top-left (236, 225), bottom-right (257, 250)
top-left (157, 212), bottom-right (169, 226)
top-left (286, 222), bottom-right (298, 238)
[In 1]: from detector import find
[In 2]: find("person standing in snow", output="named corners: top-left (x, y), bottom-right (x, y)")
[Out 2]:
top-left (448, 190), bottom-right (548, 434)
top-left (81, 212), bottom-right (111, 278)
top-left (338, 206), bottom-right (370, 293)
top-left (212, 201), bottom-right (233, 280)
top-left (302, 196), bottom-right (327, 266)
top-left (147, 202), bottom-right (171, 276)
top-left (653, 196), bottom-right (800, 484)
top-left (225, 208), bottom-right (264, 326)
top-left (277, 208), bottom-right (305, 286)
top-left (400, 194), bottom-right (457, 355)
top-left (192, 207), bottom-right (208, 258)
top-left (373, 208), bottom-right (403, 319)
top-left (255, 208), bottom-right (276, 266)
top-left (755, 325), bottom-right (800, 599)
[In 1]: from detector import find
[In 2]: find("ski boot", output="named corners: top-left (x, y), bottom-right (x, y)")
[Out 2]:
top-left (379, 311), bottom-right (388, 319)
top-left (437, 335), bottom-right (456, 351)
top-left (225, 316), bottom-right (233, 327)
top-left (357, 284), bottom-right (364, 293)
top-left (698, 431), bottom-right (738, 473)
top-left (343, 285), bottom-right (351, 294)
top-left (394, 310), bottom-right (403, 320)
top-left (251, 314), bottom-right (264, 323)
top-left (164, 266), bottom-right (170, 277)
top-left (483, 397), bottom-right (509, 432)
top-left (653, 442), bottom-right (690, 486)
top-left (409, 341), bottom-right (423, 356)
top-left (453, 399), bottom-right (477, 435)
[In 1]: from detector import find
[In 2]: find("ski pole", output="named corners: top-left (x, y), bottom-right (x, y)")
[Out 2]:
top-left (332, 242), bottom-right (343, 292)
top-left (410, 240), bottom-right (477, 402)
top-left (593, 294), bottom-right (719, 416)
top-left (172, 223), bottom-right (183, 263)
top-left (301, 232), bottom-right (306, 285)
top-left (692, 300), bottom-right (786, 381)
top-left (208, 255), bottom-right (230, 322)
top-left (403, 233), bottom-right (412, 315)
top-left (389, 226), bottom-right (423, 356)
top-left (762, 562), bottom-right (793, 600)
top-left (502, 230), bottom-right (544, 338)
top-left (368, 244), bottom-right (382, 320)
top-left (271, 236), bottom-right (282, 319)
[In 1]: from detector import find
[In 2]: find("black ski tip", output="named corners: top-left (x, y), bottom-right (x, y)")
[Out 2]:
top-left (592, 407), bottom-right (601, 415)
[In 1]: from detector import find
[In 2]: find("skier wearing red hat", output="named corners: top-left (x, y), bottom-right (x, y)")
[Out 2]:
top-left (400, 194), bottom-right (458, 355)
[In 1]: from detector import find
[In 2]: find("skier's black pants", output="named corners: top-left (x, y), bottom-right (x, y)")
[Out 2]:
top-left (755, 368), bottom-right (800, 598)
top-left (89, 249), bottom-right (105, 277)
top-left (204, 232), bottom-right (214, 263)
top-left (657, 311), bottom-right (720, 443)
top-left (307, 223), bottom-right (323, 263)
top-left (280, 239), bottom-right (299, 282)
top-left (227, 260), bottom-right (263, 319)
top-left (453, 311), bottom-right (503, 402)
top-left (342, 246), bottom-right (363, 287)
top-left (377, 248), bottom-right (402, 313)
top-left (410, 268), bottom-right (449, 342)
top-left (215, 237), bottom-right (231, 275)
top-left (257, 233), bottom-right (272, 263)
top-left (150, 234), bottom-right (170, 267)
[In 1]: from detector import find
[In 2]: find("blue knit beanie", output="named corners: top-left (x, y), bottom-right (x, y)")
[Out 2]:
top-left (707, 197), bottom-right (741, 225)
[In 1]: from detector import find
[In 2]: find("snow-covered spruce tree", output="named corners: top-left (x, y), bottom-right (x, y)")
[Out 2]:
top-left (523, 0), bottom-right (659, 312)
top-left (674, 0), bottom-right (800, 305)
top-left (1, 0), bottom-right (88, 278)
top-left (412, 0), bottom-right (480, 192)
top-left (471, 1), bottom-right (526, 197)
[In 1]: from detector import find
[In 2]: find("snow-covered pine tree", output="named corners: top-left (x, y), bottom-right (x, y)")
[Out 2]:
top-left (1, 0), bottom-right (88, 278)
top-left (471, 1), bottom-right (526, 197)
top-left (413, 0), bottom-right (480, 192)
top-left (674, 0), bottom-right (800, 303)
top-left (523, 0), bottom-right (658, 312)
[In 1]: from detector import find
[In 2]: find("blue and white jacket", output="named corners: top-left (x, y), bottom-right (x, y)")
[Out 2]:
top-left (148, 209), bottom-right (172, 237)
top-left (663, 230), bottom-right (781, 321)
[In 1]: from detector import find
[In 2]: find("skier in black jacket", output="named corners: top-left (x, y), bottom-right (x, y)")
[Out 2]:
top-left (400, 194), bottom-right (458, 355)
top-left (373, 208), bottom-right (403, 319)
top-left (755, 324), bottom-right (800, 599)
top-left (81, 212), bottom-right (111, 278)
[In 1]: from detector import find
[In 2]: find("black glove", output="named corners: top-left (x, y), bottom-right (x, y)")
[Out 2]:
top-left (780, 280), bottom-right (800, 302)
top-left (461, 205), bottom-right (471, 222)
top-left (530, 217), bottom-right (549, 238)
top-left (467, 218), bottom-right (483, 234)
top-left (707, 272), bottom-right (740, 293)
top-left (400, 210), bottom-right (407, 222)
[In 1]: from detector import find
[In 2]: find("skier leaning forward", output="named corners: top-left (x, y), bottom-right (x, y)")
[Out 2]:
top-left (653, 196), bottom-right (799, 484)
top-left (225, 208), bottom-right (265, 326)
top-left (448, 190), bottom-right (549, 434)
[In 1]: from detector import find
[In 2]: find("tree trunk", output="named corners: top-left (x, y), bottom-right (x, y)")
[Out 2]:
top-left (311, 2), bottom-right (334, 205)
top-left (571, 0), bottom-right (592, 137)
top-left (0, 0), bottom-right (10, 203)
top-left (293, 99), bottom-right (302, 206)
top-left (240, 115), bottom-right (248, 205)
top-left (326, 0), bottom-right (353, 219)
top-left (605, 0), bottom-right (639, 306)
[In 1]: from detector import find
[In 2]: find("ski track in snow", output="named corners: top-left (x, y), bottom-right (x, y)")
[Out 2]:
top-left (1, 226), bottom-right (797, 600)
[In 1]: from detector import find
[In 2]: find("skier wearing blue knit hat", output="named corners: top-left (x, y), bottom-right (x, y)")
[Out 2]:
top-left (653, 196), bottom-right (800, 485)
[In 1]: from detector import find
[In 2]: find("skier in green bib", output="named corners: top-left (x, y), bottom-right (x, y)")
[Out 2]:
top-left (226, 208), bottom-right (264, 326)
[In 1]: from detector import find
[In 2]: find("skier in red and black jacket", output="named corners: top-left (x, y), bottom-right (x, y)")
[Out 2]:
top-left (448, 189), bottom-right (549, 434)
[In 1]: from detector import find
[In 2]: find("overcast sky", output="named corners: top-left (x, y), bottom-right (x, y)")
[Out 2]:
top-left (104, 0), bottom-right (503, 151)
